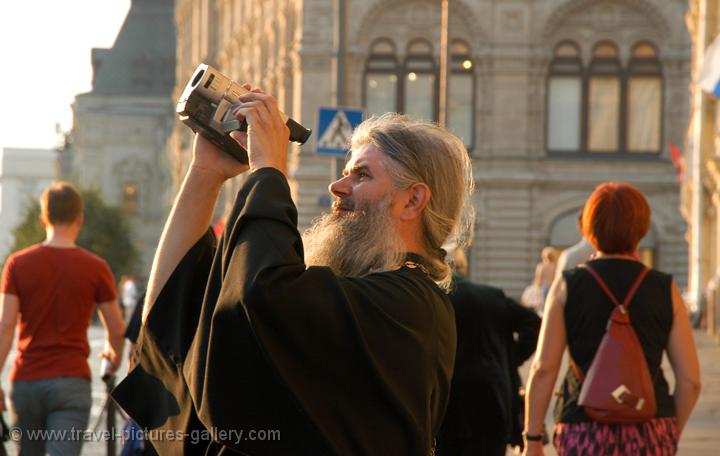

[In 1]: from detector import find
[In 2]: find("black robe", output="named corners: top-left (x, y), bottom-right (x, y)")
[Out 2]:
top-left (112, 168), bottom-right (456, 456)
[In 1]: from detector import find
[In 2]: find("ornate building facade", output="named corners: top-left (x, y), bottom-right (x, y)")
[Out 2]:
top-left (169, 0), bottom-right (690, 298)
top-left (68, 0), bottom-right (176, 274)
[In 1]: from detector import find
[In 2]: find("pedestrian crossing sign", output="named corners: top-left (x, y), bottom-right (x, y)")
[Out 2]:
top-left (316, 107), bottom-right (364, 157)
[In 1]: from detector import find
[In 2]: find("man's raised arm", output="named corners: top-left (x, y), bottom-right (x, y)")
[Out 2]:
top-left (143, 82), bottom-right (288, 321)
top-left (142, 134), bottom-right (248, 321)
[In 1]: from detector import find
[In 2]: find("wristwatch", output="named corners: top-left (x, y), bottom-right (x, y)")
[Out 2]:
top-left (522, 431), bottom-right (544, 442)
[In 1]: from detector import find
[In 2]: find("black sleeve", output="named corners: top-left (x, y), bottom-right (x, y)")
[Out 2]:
top-left (507, 296), bottom-right (541, 367)
top-left (111, 229), bottom-right (216, 454)
top-left (124, 291), bottom-right (146, 344)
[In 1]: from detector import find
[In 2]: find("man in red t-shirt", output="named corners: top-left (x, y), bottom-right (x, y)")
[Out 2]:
top-left (0, 182), bottom-right (125, 456)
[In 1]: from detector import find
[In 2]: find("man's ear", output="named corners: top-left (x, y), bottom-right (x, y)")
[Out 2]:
top-left (75, 212), bottom-right (85, 229)
top-left (400, 183), bottom-right (431, 221)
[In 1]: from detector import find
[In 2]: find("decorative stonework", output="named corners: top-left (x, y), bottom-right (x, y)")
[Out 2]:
top-left (595, 4), bottom-right (618, 31)
top-left (495, 3), bottom-right (528, 39)
top-left (354, 0), bottom-right (485, 51)
top-left (541, 0), bottom-right (672, 43)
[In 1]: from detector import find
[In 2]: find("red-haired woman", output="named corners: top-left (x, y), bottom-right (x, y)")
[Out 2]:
top-left (522, 182), bottom-right (701, 455)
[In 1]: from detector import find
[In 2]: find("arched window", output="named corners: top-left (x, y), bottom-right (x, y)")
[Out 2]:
top-left (588, 41), bottom-right (621, 152)
top-left (448, 39), bottom-right (474, 148)
top-left (361, 38), bottom-right (477, 150)
top-left (547, 41), bottom-right (582, 151)
top-left (122, 182), bottom-right (139, 214)
top-left (545, 39), bottom-right (663, 156)
top-left (627, 42), bottom-right (662, 153)
top-left (403, 39), bottom-right (436, 121)
top-left (364, 39), bottom-right (399, 116)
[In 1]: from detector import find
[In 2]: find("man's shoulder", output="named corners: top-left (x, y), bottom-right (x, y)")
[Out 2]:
top-left (12, 244), bottom-right (110, 270)
top-left (364, 266), bottom-right (446, 296)
top-left (6, 243), bottom-right (46, 264)
top-left (347, 268), bottom-right (455, 338)
top-left (346, 267), bottom-right (451, 315)
top-left (71, 246), bottom-right (110, 265)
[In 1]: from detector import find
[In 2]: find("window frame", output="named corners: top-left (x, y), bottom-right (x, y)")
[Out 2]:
top-left (362, 38), bottom-right (400, 115)
top-left (587, 41), bottom-right (623, 154)
top-left (545, 40), bottom-right (664, 158)
top-left (362, 38), bottom-right (478, 152)
top-left (122, 181), bottom-right (140, 215)
top-left (401, 38), bottom-right (438, 122)
top-left (545, 41), bottom-right (585, 153)
top-left (626, 41), bottom-right (664, 155)
top-left (448, 39), bottom-right (476, 150)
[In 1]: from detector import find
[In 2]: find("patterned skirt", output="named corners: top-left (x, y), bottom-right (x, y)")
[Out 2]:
top-left (554, 417), bottom-right (679, 456)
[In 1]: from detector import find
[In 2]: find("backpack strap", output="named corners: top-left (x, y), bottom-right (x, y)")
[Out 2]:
top-left (580, 263), bottom-right (649, 314)
top-left (570, 263), bottom-right (650, 383)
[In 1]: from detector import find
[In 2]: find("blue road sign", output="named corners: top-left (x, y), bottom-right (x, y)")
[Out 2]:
top-left (316, 107), bottom-right (364, 157)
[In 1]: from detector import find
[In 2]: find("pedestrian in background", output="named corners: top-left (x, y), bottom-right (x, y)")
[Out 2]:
top-left (522, 247), bottom-right (559, 316)
top-left (119, 274), bottom-right (140, 320)
top-left (554, 209), bottom-right (595, 281)
top-left (523, 182), bottom-right (701, 455)
top-left (438, 247), bottom-right (541, 456)
top-left (0, 182), bottom-right (126, 456)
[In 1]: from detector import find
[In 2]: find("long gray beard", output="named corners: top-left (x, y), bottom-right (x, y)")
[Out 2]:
top-left (302, 197), bottom-right (405, 277)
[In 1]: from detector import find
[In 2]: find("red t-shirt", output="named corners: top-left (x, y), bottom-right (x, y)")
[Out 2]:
top-left (1, 244), bottom-right (116, 381)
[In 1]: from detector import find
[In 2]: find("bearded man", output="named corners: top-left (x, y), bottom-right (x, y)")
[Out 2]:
top-left (113, 85), bottom-right (474, 456)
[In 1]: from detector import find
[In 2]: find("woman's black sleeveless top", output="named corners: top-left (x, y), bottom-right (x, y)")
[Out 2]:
top-left (555, 258), bottom-right (676, 423)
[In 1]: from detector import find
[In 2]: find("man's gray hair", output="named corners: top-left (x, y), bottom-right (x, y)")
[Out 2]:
top-left (350, 113), bottom-right (475, 290)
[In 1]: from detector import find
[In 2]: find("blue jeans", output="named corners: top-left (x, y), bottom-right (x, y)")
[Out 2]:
top-left (10, 377), bottom-right (92, 456)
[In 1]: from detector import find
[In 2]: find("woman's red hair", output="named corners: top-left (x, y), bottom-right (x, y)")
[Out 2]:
top-left (581, 182), bottom-right (650, 254)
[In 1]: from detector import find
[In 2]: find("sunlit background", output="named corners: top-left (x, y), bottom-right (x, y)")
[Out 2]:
top-left (0, 1), bottom-right (718, 455)
top-left (0, 0), bottom-right (130, 149)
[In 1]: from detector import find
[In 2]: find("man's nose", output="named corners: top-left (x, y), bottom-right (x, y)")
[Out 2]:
top-left (329, 175), bottom-right (351, 198)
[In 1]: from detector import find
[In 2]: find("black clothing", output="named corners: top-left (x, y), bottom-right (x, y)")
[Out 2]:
top-left (125, 291), bottom-right (145, 344)
top-left (112, 168), bottom-right (456, 455)
top-left (437, 276), bottom-right (540, 455)
top-left (122, 292), bottom-right (160, 456)
top-left (555, 258), bottom-right (676, 423)
top-left (436, 432), bottom-right (506, 456)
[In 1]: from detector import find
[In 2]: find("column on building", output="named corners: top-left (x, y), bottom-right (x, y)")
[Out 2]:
top-left (684, 0), bottom-right (720, 337)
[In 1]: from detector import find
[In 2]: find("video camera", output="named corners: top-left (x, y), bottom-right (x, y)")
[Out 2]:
top-left (177, 63), bottom-right (312, 164)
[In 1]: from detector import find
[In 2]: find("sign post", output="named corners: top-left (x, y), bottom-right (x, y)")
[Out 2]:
top-left (316, 107), bottom-right (364, 157)
top-left (316, 107), bottom-right (365, 183)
